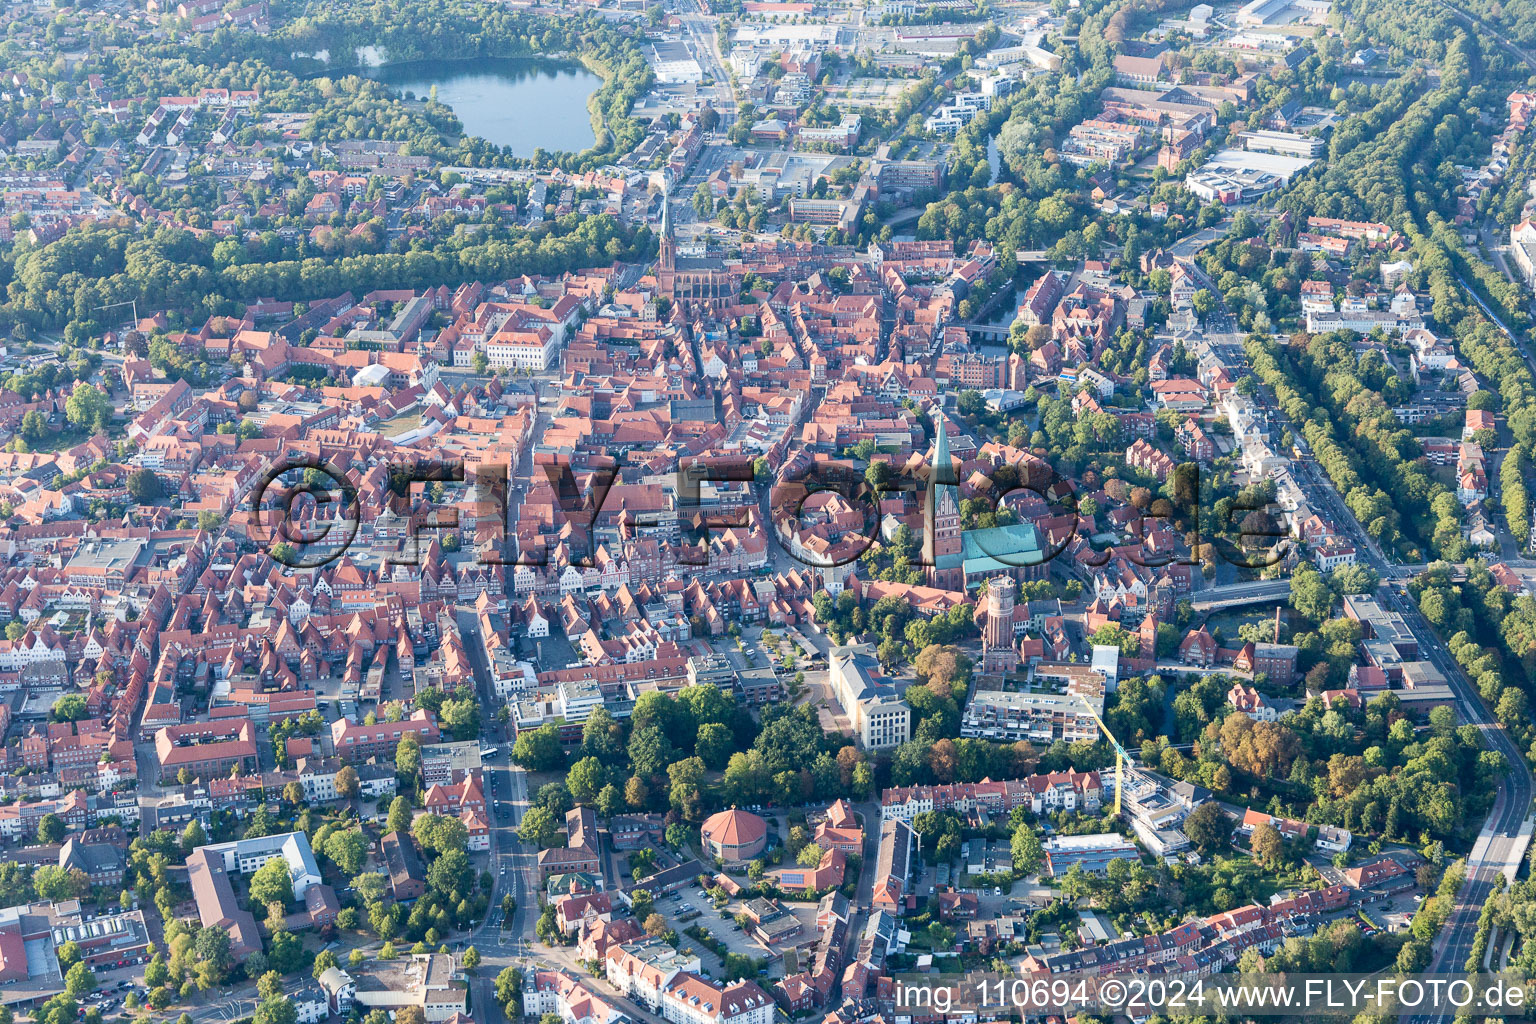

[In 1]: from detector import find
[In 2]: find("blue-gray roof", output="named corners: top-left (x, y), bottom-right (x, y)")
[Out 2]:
top-left (960, 522), bottom-right (1045, 578)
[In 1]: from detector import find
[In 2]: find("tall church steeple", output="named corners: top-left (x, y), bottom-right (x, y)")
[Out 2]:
top-left (659, 186), bottom-right (675, 273)
top-left (932, 407), bottom-right (958, 517)
top-left (926, 403), bottom-right (963, 589)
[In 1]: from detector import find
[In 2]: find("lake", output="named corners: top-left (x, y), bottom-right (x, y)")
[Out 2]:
top-left (367, 59), bottom-right (603, 158)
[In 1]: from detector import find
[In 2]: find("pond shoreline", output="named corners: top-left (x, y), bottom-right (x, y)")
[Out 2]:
top-left (313, 56), bottom-right (606, 160)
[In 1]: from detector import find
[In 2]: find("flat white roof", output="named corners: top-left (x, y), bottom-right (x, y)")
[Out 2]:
top-left (1043, 832), bottom-right (1137, 851)
top-left (1203, 147), bottom-right (1316, 177)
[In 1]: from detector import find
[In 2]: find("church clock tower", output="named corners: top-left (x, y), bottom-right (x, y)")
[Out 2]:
top-left (925, 409), bottom-right (964, 590)
top-left (659, 186), bottom-right (675, 273)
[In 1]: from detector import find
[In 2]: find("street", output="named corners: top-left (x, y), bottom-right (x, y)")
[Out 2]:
top-left (1186, 232), bottom-right (1534, 1015)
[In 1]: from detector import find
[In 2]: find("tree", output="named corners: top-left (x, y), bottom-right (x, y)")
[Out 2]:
top-left (630, 889), bottom-right (654, 923)
top-left (282, 781), bottom-right (305, 805)
top-left (144, 954), bottom-right (168, 989)
top-left (56, 942), bottom-right (81, 972)
top-left (625, 775), bottom-right (650, 809)
top-left (260, 970), bottom-right (286, 999)
top-left (536, 782), bottom-right (573, 816)
top-left (1010, 824), bottom-right (1044, 877)
top-left (37, 813), bottom-right (65, 845)
top-left (65, 963), bottom-right (94, 999)
top-left (440, 695), bottom-right (480, 741)
top-left (253, 995), bottom-right (296, 1024)
top-left (126, 468), bottom-right (163, 503)
top-left (1219, 715), bottom-right (1302, 777)
top-left (33, 866), bottom-right (89, 901)
top-left (193, 926), bottom-right (233, 985)
top-left (495, 962), bottom-right (523, 1001)
top-left (1497, 688), bottom-right (1528, 727)
top-left (50, 694), bottom-right (87, 722)
top-left (852, 761), bottom-right (874, 797)
top-left (427, 849), bottom-right (472, 901)
top-left (628, 724), bottom-right (676, 776)
top-left (413, 814), bottom-right (470, 855)
top-left (248, 857), bottom-right (292, 909)
top-left (1182, 802), bottom-right (1232, 854)
top-left (518, 806), bottom-right (560, 848)
top-left (667, 756), bottom-right (706, 819)
top-left (495, 966), bottom-right (523, 1014)
top-left (462, 947), bottom-right (481, 970)
top-left (65, 384), bottom-right (110, 433)
top-left (1087, 623), bottom-right (1139, 657)
top-left (351, 872), bottom-right (388, 907)
top-left (323, 828), bottom-right (370, 875)
top-left (643, 913), bottom-right (668, 936)
top-left (912, 645), bottom-right (972, 691)
top-left (512, 725), bottom-right (563, 771)
top-left (336, 765), bottom-right (360, 799)
top-left (865, 459), bottom-right (893, 490)
top-left (581, 707), bottom-right (626, 765)
top-left (387, 796), bottom-right (414, 833)
top-left (567, 757), bottom-right (606, 804)
top-left (1250, 822), bottom-right (1286, 869)
top-left (310, 954), bottom-right (337, 984)
top-left (1289, 564), bottom-right (1333, 623)
top-left (396, 734), bottom-right (423, 779)
top-left (596, 784), bottom-right (624, 818)
top-left (17, 410), bottom-right (46, 446)
top-left (695, 722), bottom-right (733, 770)
top-left (1330, 563), bottom-right (1379, 595)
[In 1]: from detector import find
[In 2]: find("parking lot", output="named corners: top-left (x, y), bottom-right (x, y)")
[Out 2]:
top-left (1354, 885), bottom-right (1422, 934)
top-left (653, 887), bottom-right (790, 980)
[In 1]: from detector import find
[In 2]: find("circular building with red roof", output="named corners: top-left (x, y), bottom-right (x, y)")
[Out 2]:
top-left (701, 808), bottom-right (768, 864)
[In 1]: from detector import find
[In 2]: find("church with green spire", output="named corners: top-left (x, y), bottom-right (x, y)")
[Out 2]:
top-left (925, 409), bottom-right (964, 590)
top-left (925, 405), bottom-right (1048, 592)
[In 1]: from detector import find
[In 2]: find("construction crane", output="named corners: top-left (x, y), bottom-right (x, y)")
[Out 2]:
top-left (1076, 694), bottom-right (1134, 816)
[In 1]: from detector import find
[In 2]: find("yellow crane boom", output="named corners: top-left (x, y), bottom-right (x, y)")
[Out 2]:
top-left (1077, 695), bottom-right (1132, 816)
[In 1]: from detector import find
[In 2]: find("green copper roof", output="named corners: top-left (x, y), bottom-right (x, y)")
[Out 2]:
top-left (960, 522), bottom-right (1045, 579)
top-left (933, 408), bottom-right (952, 481)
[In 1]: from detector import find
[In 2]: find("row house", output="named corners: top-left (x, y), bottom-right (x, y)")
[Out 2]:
top-left (880, 771), bottom-right (1103, 821)
top-left (330, 709), bottom-right (440, 761)
top-left (1125, 438), bottom-right (1174, 482)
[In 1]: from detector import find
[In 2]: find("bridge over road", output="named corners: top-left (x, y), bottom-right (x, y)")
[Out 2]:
top-left (1188, 578), bottom-right (1292, 612)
